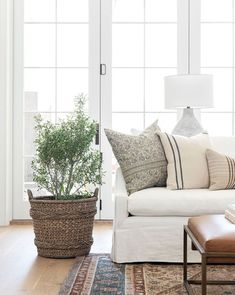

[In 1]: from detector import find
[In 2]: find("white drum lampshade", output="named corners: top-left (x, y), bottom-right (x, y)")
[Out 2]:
top-left (165, 74), bottom-right (213, 109)
top-left (164, 74), bottom-right (213, 137)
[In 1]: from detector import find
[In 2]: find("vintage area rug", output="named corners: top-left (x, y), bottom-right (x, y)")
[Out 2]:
top-left (59, 254), bottom-right (235, 295)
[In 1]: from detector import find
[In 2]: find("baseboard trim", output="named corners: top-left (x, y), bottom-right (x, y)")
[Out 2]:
top-left (10, 219), bottom-right (33, 225)
top-left (94, 220), bottom-right (113, 224)
top-left (10, 219), bottom-right (113, 225)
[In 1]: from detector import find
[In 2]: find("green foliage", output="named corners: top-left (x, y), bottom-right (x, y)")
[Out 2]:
top-left (32, 94), bottom-right (103, 200)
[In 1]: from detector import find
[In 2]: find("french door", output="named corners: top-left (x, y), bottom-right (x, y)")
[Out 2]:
top-left (13, 0), bottom-right (198, 220)
top-left (13, 0), bottom-right (100, 219)
top-left (100, 0), bottom-right (189, 219)
top-left (9, 0), bottom-right (235, 223)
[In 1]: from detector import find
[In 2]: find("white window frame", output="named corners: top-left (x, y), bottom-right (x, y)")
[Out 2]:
top-left (177, 0), bottom-right (201, 121)
top-left (200, 1), bottom-right (235, 135)
top-left (100, 0), bottom-right (113, 219)
top-left (13, 0), bottom-right (27, 219)
top-left (178, 0), bottom-right (200, 75)
top-left (0, 0), bottom-right (14, 225)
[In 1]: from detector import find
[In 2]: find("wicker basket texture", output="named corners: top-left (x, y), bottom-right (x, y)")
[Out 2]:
top-left (28, 189), bottom-right (98, 258)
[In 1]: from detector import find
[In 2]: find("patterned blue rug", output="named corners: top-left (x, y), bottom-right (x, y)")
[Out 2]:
top-left (59, 254), bottom-right (235, 294)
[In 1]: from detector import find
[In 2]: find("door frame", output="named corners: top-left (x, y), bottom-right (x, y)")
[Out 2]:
top-left (13, 0), bottom-right (28, 219)
top-left (12, 0), bottom-right (104, 220)
top-left (99, 0), bottom-right (113, 219)
top-left (0, 0), bottom-right (14, 225)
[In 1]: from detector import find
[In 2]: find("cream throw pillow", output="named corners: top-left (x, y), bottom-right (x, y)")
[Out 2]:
top-left (157, 132), bottom-right (211, 189)
top-left (206, 149), bottom-right (235, 190)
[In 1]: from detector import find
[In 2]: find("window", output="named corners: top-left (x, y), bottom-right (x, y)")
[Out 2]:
top-left (201, 0), bottom-right (235, 135)
top-left (108, 0), bottom-right (179, 212)
top-left (112, 0), bottom-right (178, 134)
top-left (13, 0), bottom-right (232, 220)
top-left (13, 0), bottom-right (195, 219)
top-left (23, 0), bottom-right (89, 196)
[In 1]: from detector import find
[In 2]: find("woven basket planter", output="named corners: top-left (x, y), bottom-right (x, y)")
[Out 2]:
top-left (28, 189), bottom-right (98, 258)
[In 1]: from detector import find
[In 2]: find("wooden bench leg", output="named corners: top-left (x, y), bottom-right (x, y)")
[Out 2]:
top-left (201, 254), bottom-right (207, 295)
top-left (184, 227), bottom-right (195, 294)
top-left (184, 225), bottom-right (235, 294)
top-left (183, 227), bottom-right (187, 282)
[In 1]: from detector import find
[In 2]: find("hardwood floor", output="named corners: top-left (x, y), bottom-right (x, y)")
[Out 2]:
top-left (0, 222), bottom-right (113, 295)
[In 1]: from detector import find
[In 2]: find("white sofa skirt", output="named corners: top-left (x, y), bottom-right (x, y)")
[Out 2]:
top-left (111, 216), bottom-right (200, 263)
top-left (112, 168), bottom-right (203, 263)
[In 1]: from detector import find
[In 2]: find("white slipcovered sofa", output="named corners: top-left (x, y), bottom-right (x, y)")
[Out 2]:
top-left (111, 137), bottom-right (235, 263)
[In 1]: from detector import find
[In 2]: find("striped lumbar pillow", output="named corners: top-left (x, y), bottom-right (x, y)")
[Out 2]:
top-left (206, 149), bottom-right (235, 190)
top-left (157, 132), bottom-right (211, 190)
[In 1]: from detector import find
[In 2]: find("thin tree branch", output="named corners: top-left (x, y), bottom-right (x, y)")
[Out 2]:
top-left (65, 161), bottom-right (75, 196)
top-left (46, 164), bottom-right (58, 196)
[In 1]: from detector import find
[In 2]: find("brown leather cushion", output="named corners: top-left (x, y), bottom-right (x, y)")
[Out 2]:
top-left (188, 215), bottom-right (235, 253)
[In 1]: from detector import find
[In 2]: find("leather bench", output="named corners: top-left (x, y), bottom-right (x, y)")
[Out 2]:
top-left (184, 214), bottom-right (235, 295)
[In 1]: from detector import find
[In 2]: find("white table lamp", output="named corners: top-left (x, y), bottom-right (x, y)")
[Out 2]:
top-left (165, 74), bottom-right (213, 136)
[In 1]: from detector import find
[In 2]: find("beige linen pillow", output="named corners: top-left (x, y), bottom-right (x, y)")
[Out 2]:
top-left (206, 149), bottom-right (235, 190)
top-left (105, 120), bottom-right (167, 195)
top-left (157, 132), bottom-right (211, 190)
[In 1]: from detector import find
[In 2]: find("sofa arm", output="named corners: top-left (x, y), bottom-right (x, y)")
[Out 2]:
top-left (114, 167), bottom-right (128, 196)
top-left (114, 167), bottom-right (129, 228)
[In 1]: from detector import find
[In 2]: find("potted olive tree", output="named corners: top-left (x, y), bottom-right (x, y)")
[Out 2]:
top-left (28, 95), bottom-right (103, 258)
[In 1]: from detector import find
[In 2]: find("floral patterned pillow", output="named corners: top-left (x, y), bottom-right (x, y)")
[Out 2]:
top-left (105, 120), bottom-right (167, 194)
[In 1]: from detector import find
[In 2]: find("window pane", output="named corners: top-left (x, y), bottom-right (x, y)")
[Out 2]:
top-left (201, 68), bottom-right (233, 112)
top-left (24, 183), bottom-right (49, 200)
top-left (201, 113), bottom-right (232, 136)
top-left (24, 113), bottom-right (55, 156)
top-left (145, 68), bottom-right (177, 112)
top-left (201, 0), bottom-right (233, 22)
top-left (24, 24), bottom-right (55, 67)
top-left (201, 24), bottom-right (233, 67)
top-left (112, 0), bottom-right (144, 22)
top-left (145, 24), bottom-right (177, 67)
top-left (112, 113), bottom-right (144, 134)
top-left (24, 92), bottom-right (38, 112)
top-left (56, 113), bottom-right (71, 121)
top-left (57, 24), bottom-right (88, 67)
top-left (24, 113), bottom-right (37, 156)
top-left (24, 0), bottom-right (55, 22)
top-left (112, 24), bottom-right (144, 67)
top-left (57, 69), bottom-right (88, 112)
top-left (112, 69), bottom-right (144, 112)
top-left (145, 0), bottom-right (177, 22)
top-left (24, 157), bottom-right (34, 182)
top-left (24, 69), bottom-right (55, 112)
top-left (145, 113), bottom-right (176, 133)
top-left (57, 0), bottom-right (89, 22)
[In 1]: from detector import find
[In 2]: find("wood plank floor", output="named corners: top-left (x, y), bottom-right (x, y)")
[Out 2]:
top-left (0, 222), bottom-right (113, 295)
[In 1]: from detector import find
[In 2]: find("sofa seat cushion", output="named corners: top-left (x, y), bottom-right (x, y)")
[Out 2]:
top-left (128, 187), bottom-right (235, 216)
